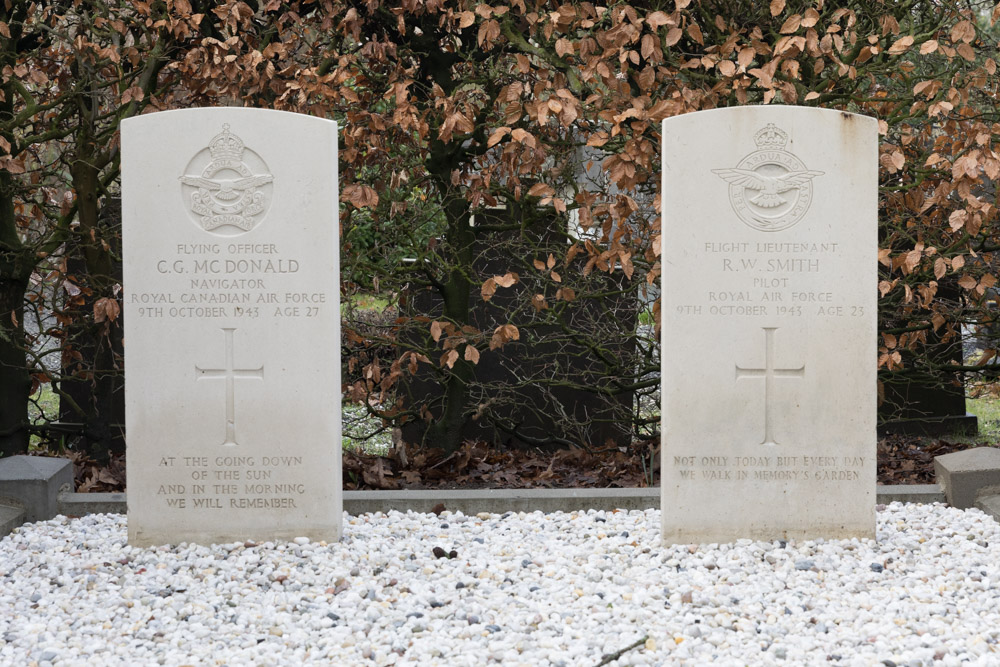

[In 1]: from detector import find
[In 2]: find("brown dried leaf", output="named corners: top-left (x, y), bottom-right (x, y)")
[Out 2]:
top-left (555, 38), bottom-right (574, 57)
top-left (949, 210), bottom-right (967, 231)
top-left (951, 20), bottom-right (975, 43)
top-left (779, 14), bottom-right (801, 34)
top-left (556, 287), bottom-right (576, 302)
top-left (687, 22), bottom-right (703, 45)
top-left (481, 277), bottom-right (497, 302)
top-left (343, 184), bottom-right (379, 209)
top-left (888, 35), bottom-right (914, 56)
top-left (441, 349), bottom-right (459, 369)
top-left (487, 126), bottom-right (510, 147)
top-left (646, 11), bottom-right (670, 29)
top-left (738, 47), bottom-right (755, 68)
top-left (528, 183), bottom-right (555, 198)
top-left (464, 345), bottom-right (480, 364)
top-left (477, 19), bottom-right (500, 47)
top-left (457, 11), bottom-right (475, 28)
top-left (934, 257), bottom-right (948, 280)
top-left (93, 297), bottom-right (120, 324)
top-left (430, 320), bottom-right (444, 342)
top-left (494, 272), bottom-right (518, 288)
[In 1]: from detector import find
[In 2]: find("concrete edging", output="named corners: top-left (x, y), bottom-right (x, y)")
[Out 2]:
top-left (0, 501), bottom-right (24, 536)
top-left (56, 484), bottom-right (947, 518)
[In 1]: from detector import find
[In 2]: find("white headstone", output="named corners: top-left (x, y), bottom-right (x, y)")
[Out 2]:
top-left (122, 108), bottom-right (341, 546)
top-left (661, 106), bottom-right (877, 544)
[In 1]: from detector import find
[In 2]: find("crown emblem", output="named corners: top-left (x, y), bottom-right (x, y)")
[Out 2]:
top-left (208, 123), bottom-right (245, 162)
top-left (180, 124), bottom-right (274, 234)
top-left (753, 123), bottom-right (788, 151)
top-left (713, 123), bottom-right (822, 232)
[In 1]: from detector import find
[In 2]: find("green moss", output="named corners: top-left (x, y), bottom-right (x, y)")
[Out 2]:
top-left (967, 396), bottom-right (1000, 443)
top-left (28, 384), bottom-right (59, 451)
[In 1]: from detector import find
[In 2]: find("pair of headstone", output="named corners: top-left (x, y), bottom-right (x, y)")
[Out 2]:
top-left (122, 106), bottom-right (877, 547)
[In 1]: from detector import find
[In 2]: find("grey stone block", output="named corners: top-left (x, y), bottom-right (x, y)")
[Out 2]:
top-left (0, 455), bottom-right (74, 522)
top-left (975, 494), bottom-right (1000, 523)
top-left (934, 447), bottom-right (1000, 509)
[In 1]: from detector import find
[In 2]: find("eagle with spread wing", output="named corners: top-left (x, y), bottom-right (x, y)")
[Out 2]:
top-left (711, 168), bottom-right (823, 208)
top-left (180, 174), bottom-right (274, 201)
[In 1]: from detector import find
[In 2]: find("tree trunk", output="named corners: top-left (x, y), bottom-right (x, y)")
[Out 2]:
top-left (423, 196), bottom-right (475, 454)
top-left (0, 166), bottom-right (30, 456)
top-left (63, 151), bottom-right (124, 460)
top-left (0, 273), bottom-right (30, 456)
top-left (0, 45), bottom-right (30, 456)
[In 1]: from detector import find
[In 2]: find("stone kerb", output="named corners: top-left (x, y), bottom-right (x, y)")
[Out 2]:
top-left (0, 484), bottom-right (958, 541)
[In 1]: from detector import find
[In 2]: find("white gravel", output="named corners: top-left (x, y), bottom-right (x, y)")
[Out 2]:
top-left (1, 503), bottom-right (999, 666)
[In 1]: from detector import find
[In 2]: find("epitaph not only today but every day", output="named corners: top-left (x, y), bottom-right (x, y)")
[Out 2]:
top-left (661, 107), bottom-right (878, 544)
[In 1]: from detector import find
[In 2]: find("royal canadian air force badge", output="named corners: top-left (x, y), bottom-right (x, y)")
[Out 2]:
top-left (180, 124), bottom-right (274, 234)
top-left (712, 123), bottom-right (823, 232)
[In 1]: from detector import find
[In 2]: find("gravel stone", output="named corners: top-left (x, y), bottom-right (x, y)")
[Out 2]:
top-left (0, 504), bottom-right (998, 664)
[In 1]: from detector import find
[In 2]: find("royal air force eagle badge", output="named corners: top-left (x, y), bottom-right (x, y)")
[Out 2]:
top-left (180, 124), bottom-right (274, 235)
top-left (712, 123), bottom-right (823, 232)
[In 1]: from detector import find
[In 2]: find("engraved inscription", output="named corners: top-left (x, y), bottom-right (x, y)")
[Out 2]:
top-left (180, 124), bottom-right (274, 235)
top-left (735, 327), bottom-right (804, 447)
top-left (712, 124), bottom-right (823, 232)
top-left (671, 455), bottom-right (865, 482)
top-left (129, 242), bottom-right (327, 320)
top-left (196, 328), bottom-right (264, 446)
top-left (155, 455), bottom-right (307, 510)
top-left (674, 242), bottom-right (862, 318)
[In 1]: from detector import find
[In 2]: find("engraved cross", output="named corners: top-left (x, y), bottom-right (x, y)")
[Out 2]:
top-left (735, 327), bottom-right (804, 447)
top-left (195, 327), bottom-right (263, 447)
